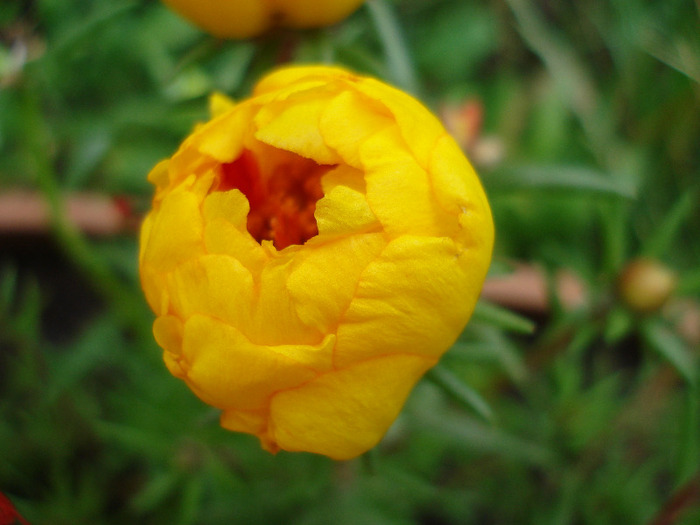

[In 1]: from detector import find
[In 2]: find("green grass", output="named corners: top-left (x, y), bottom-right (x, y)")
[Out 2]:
top-left (1, 0), bottom-right (699, 523)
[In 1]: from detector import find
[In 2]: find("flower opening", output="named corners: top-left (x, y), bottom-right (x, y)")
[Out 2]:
top-left (218, 150), bottom-right (331, 250)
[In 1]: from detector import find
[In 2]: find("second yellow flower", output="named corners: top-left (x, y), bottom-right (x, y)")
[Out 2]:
top-left (162, 0), bottom-right (366, 39)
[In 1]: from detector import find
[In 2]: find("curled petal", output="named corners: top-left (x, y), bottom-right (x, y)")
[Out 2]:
top-left (319, 89), bottom-right (393, 168)
top-left (203, 217), bottom-right (269, 274)
top-left (286, 232), bottom-right (386, 333)
top-left (251, 259), bottom-right (326, 346)
top-left (166, 254), bottom-right (255, 332)
top-left (315, 165), bottom-right (379, 236)
top-left (356, 78), bottom-right (446, 168)
top-left (255, 93), bottom-right (343, 165)
top-left (428, 135), bottom-right (495, 252)
top-left (334, 236), bottom-right (484, 367)
top-left (269, 353), bottom-right (435, 460)
top-left (180, 315), bottom-right (334, 411)
top-left (140, 187), bottom-right (204, 273)
top-left (202, 189), bottom-right (250, 230)
top-left (361, 127), bottom-right (458, 239)
top-left (253, 66), bottom-right (358, 97)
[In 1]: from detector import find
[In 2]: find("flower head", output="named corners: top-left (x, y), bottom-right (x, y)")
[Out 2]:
top-left (161, 0), bottom-right (366, 39)
top-left (139, 66), bottom-right (494, 459)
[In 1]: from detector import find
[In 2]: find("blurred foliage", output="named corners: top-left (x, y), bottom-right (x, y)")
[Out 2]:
top-left (1, 0), bottom-right (699, 523)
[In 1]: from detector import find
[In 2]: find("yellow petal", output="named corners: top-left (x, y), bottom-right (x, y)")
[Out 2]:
top-left (202, 189), bottom-right (249, 230)
top-left (153, 315), bottom-right (184, 356)
top-left (250, 257), bottom-right (325, 345)
top-left (360, 126), bottom-right (458, 239)
top-left (154, 315), bottom-right (186, 378)
top-left (254, 93), bottom-right (342, 164)
top-left (138, 213), bottom-right (166, 315)
top-left (315, 185), bottom-right (379, 236)
top-left (220, 408), bottom-right (269, 441)
top-left (203, 217), bottom-right (269, 275)
top-left (161, 0), bottom-right (269, 39)
top-left (181, 314), bottom-right (333, 410)
top-left (320, 163), bottom-right (366, 193)
top-left (209, 92), bottom-right (236, 118)
top-left (138, 212), bottom-right (153, 267)
top-left (163, 350), bottom-right (186, 379)
top-left (140, 264), bottom-right (169, 317)
top-left (253, 66), bottom-right (356, 97)
top-left (269, 353), bottom-right (434, 460)
top-left (318, 89), bottom-right (392, 168)
top-left (356, 77), bottom-right (446, 168)
top-left (146, 159), bottom-right (170, 194)
top-left (140, 186), bottom-right (204, 273)
top-left (334, 235), bottom-right (485, 367)
top-left (315, 165), bottom-right (379, 236)
top-left (166, 254), bottom-right (255, 333)
top-left (286, 232), bottom-right (386, 333)
top-left (429, 134), bottom-right (495, 252)
top-left (428, 134), bottom-right (486, 215)
top-left (186, 102), bottom-right (258, 164)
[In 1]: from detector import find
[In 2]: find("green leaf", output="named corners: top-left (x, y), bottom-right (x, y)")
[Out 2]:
top-left (42, 1), bottom-right (139, 58)
top-left (209, 42), bottom-right (256, 94)
top-left (418, 410), bottom-right (556, 467)
top-left (9, 277), bottom-right (42, 342)
top-left (413, 2), bottom-right (499, 84)
top-left (678, 387), bottom-right (700, 482)
top-left (93, 421), bottom-right (173, 459)
top-left (130, 471), bottom-right (181, 513)
top-left (366, 0), bottom-right (419, 94)
top-left (641, 320), bottom-right (698, 385)
top-left (472, 300), bottom-right (536, 334)
top-left (677, 266), bottom-right (700, 295)
top-left (600, 200), bottom-right (631, 274)
top-left (293, 29), bottom-right (336, 64)
top-left (603, 306), bottom-right (633, 344)
top-left (178, 475), bottom-right (204, 525)
top-left (0, 266), bottom-right (19, 313)
top-left (643, 189), bottom-right (698, 258)
top-left (426, 363), bottom-right (494, 423)
top-left (451, 324), bottom-right (528, 384)
top-left (487, 165), bottom-right (637, 198)
top-left (45, 316), bottom-right (123, 404)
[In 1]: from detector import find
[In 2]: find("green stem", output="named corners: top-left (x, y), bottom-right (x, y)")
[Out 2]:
top-left (366, 0), bottom-right (420, 94)
top-left (21, 85), bottom-right (152, 342)
top-left (679, 386), bottom-right (700, 482)
top-left (426, 363), bottom-right (494, 423)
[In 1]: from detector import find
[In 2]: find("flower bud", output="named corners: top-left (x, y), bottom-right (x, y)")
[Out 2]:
top-left (139, 66), bottom-right (494, 459)
top-left (161, 0), bottom-right (366, 39)
top-left (618, 258), bottom-right (677, 314)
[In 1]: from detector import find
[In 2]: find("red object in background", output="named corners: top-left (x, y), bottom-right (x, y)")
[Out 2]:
top-left (440, 98), bottom-right (484, 151)
top-left (0, 493), bottom-right (30, 525)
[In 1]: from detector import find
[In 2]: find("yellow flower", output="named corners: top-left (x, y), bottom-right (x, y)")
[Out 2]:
top-left (139, 66), bottom-right (494, 460)
top-left (161, 0), bottom-right (366, 39)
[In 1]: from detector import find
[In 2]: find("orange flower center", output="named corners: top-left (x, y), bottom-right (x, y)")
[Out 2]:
top-left (218, 150), bottom-right (332, 250)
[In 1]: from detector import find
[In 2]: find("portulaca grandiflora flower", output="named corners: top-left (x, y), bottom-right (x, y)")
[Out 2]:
top-left (139, 66), bottom-right (494, 459)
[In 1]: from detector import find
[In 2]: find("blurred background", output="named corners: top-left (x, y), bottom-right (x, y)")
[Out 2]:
top-left (1, 0), bottom-right (699, 523)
